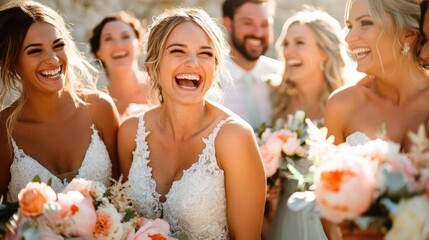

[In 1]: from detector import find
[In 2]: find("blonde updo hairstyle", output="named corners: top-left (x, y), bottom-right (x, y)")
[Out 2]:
top-left (144, 7), bottom-right (231, 104)
top-left (345, 0), bottom-right (424, 69)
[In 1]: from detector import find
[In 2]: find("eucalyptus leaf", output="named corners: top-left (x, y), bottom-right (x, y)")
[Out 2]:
top-left (287, 191), bottom-right (316, 212)
top-left (19, 218), bottom-right (39, 240)
top-left (382, 166), bottom-right (410, 197)
top-left (380, 198), bottom-right (399, 215)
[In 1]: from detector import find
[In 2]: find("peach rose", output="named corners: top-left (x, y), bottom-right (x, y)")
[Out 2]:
top-left (260, 144), bottom-right (281, 177)
top-left (18, 182), bottom-right (57, 217)
top-left (267, 129), bottom-right (303, 156)
top-left (315, 153), bottom-right (376, 223)
top-left (94, 203), bottom-right (123, 239)
top-left (56, 191), bottom-right (96, 238)
top-left (63, 178), bottom-right (95, 199)
top-left (128, 219), bottom-right (174, 240)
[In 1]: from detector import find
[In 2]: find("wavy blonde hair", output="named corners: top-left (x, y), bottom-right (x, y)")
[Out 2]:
top-left (271, 8), bottom-right (346, 123)
top-left (345, 0), bottom-right (424, 69)
top-left (0, 1), bottom-right (98, 141)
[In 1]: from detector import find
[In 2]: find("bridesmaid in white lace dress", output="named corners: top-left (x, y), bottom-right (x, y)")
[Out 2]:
top-left (325, 0), bottom-right (428, 238)
top-left (118, 7), bottom-right (266, 239)
top-left (0, 1), bottom-right (120, 201)
top-left (267, 8), bottom-right (349, 240)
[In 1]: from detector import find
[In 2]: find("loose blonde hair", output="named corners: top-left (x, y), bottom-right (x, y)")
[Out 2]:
top-left (272, 8), bottom-right (346, 123)
top-left (345, 0), bottom-right (424, 69)
top-left (144, 7), bottom-right (231, 103)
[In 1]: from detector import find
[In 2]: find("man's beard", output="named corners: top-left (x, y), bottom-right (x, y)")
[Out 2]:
top-left (231, 26), bottom-right (269, 61)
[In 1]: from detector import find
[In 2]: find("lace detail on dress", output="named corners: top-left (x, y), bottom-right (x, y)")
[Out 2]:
top-left (128, 114), bottom-right (163, 218)
top-left (128, 113), bottom-right (231, 240)
top-left (345, 131), bottom-right (371, 146)
top-left (8, 125), bottom-right (112, 202)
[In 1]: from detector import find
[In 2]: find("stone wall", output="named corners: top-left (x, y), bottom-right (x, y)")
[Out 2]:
top-left (1, 0), bottom-right (347, 58)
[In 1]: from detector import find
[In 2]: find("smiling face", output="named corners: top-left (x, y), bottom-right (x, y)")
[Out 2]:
top-left (225, 2), bottom-right (273, 61)
top-left (282, 22), bottom-right (327, 84)
top-left (17, 22), bottom-right (67, 95)
top-left (345, 0), bottom-right (398, 75)
top-left (95, 20), bottom-right (140, 70)
top-left (158, 21), bottom-right (216, 105)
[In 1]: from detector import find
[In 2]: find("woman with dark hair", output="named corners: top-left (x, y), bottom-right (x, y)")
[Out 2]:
top-left (0, 1), bottom-right (119, 201)
top-left (90, 11), bottom-right (155, 120)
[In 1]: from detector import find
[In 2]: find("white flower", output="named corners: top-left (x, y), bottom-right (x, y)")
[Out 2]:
top-left (261, 128), bottom-right (273, 143)
top-left (385, 195), bottom-right (429, 240)
top-left (92, 181), bottom-right (107, 201)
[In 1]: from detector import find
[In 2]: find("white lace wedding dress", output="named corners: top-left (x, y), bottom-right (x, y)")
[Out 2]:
top-left (8, 125), bottom-right (112, 202)
top-left (127, 113), bottom-right (230, 240)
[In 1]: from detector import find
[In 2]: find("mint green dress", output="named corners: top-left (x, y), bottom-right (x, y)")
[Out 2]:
top-left (267, 179), bottom-right (327, 240)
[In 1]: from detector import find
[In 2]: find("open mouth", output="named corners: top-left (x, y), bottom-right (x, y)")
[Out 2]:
top-left (247, 38), bottom-right (263, 47)
top-left (39, 66), bottom-right (62, 78)
top-left (286, 59), bottom-right (303, 68)
top-left (175, 73), bottom-right (201, 89)
top-left (112, 50), bottom-right (128, 59)
top-left (352, 48), bottom-right (371, 59)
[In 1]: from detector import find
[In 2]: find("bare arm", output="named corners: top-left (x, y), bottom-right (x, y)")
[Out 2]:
top-left (216, 120), bottom-right (266, 240)
top-left (117, 117), bottom-right (139, 181)
top-left (87, 92), bottom-right (120, 180)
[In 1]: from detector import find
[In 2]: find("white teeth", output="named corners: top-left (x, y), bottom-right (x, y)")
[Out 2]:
top-left (286, 59), bottom-right (302, 66)
top-left (40, 67), bottom-right (61, 78)
top-left (176, 74), bottom-right (200, 81)
top-left (112, 51), bottom-right (127, 58)
top-left (247, 39), bottom-right (262, 46)
top-left (352, 48), bottom-right (371, 59)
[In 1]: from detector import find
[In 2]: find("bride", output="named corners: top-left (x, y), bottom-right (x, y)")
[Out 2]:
top-left (118, 7), bottom-right (266, 239)
top-left (324, 0), bottom-right (427, 238)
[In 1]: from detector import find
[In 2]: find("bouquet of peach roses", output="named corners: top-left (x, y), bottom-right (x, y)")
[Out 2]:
top-left (301, 121), bottom-right (429, 239)
top-left (2, 176), bottom-right (179, 240)
top-left (258, 110), bottom-right (320, 190)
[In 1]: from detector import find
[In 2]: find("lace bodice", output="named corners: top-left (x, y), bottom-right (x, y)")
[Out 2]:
top-left (128, 113), bottom-right (230, 240)
top-left (345, 131), bottom-right (371, 146)
top-left (8, 125), bottom-right (112, 202)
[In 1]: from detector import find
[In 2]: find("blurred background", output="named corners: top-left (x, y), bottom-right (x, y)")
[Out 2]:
top-left (0, 0), bottom-right (347, 57)
top-left (0, 0), bottom-right (348, 87)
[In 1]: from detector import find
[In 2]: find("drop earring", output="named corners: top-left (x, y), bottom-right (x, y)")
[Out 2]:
top-left (319, 61), bottom-right (325, 71)
top-left (401, 42), bottom-right (410, 56)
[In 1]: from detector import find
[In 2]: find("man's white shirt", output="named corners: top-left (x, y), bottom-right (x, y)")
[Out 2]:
top-left (221, 55), bottom-right (284, 129)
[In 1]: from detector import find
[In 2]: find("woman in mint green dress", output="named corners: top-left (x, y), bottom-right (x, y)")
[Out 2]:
top-left (267, 7), bottom-right (353, 240)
